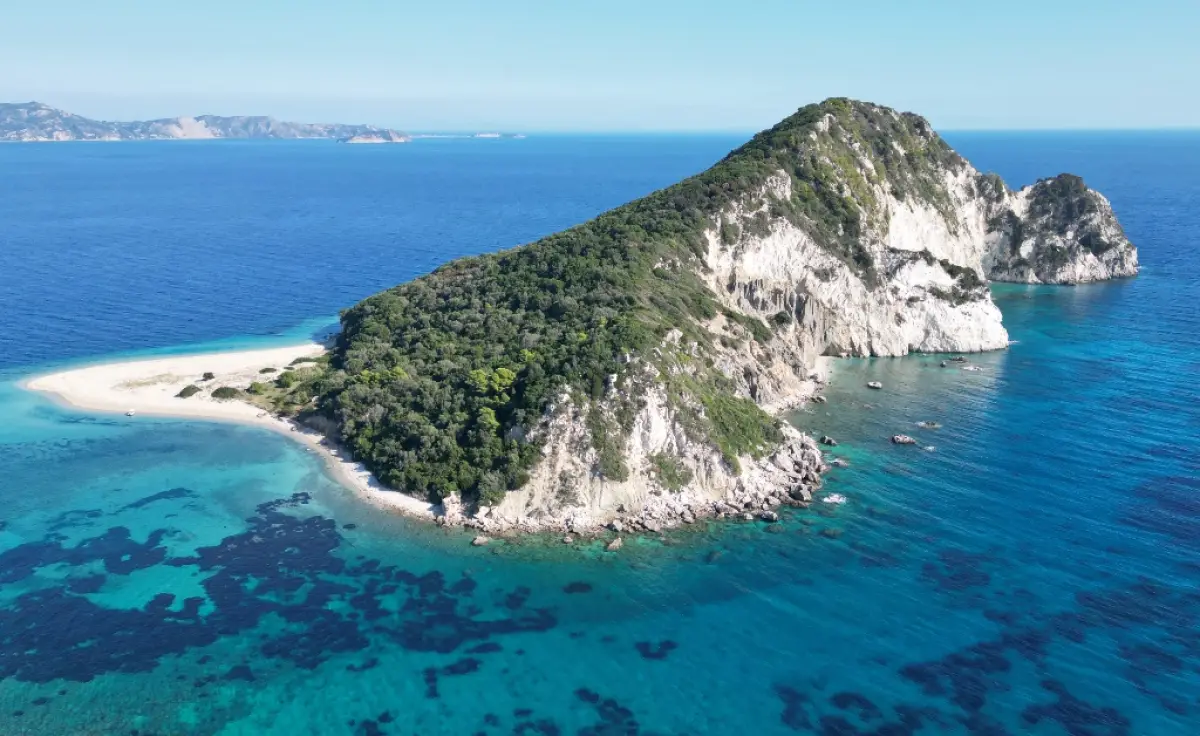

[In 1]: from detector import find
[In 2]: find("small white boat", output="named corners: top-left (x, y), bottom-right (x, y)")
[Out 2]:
top-left (866, 381), bottom-right (883, 390)
top-left (125, 410), bottom-right (136, 417)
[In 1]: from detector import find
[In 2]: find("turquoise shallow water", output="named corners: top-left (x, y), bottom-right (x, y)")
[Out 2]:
top-left (1, 133), bottom-right (1198, 734)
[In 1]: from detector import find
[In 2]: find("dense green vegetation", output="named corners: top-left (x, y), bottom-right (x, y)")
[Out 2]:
top-left (176, 384), bottom-right (202, 399)
top-left (318, 98), bottom-right (965, 504)
top-left (211, 387), bottom-right (242, 400)
top-left (1028, 175), bottom-right (1093, 229)
top-left (1027, 174), bottom-right (1122, 257)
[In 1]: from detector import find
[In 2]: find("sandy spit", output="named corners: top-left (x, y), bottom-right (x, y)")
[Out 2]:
top-left (21, 343), bottom-right (437, 520)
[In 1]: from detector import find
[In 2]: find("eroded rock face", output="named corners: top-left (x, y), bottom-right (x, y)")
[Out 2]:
top-left (473, 394), bottom-right (825, 535)
top-left (985, 174), bottom-right (1138, 284)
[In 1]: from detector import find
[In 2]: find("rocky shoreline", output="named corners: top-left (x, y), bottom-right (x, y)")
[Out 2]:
top-left (432, 428), bottom-right (828, 541)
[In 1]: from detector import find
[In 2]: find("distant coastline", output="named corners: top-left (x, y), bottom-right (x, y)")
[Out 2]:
top-left (0, 101), bottom-right (411, 143)
top-left (20, 344), bottom-right (438, 521)
top-left (0, 101), bottom-right (523, 143)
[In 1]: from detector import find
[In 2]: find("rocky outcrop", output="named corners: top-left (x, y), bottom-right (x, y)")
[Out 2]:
top-left (462, 384), bottom-right (825, 535)
top-left (983, 174), bottom-right (1138, 283)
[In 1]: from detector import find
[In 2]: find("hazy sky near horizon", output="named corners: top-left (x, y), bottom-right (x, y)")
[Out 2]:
top-left (2, 0), bottom-right (1194, 132)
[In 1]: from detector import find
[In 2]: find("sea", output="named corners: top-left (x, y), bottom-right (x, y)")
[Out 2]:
top-left (0, 131), bottom-right (1197, 735)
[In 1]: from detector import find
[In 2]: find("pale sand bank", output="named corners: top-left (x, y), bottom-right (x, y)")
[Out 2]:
top-left (21, 344), bottom-right (437, 520)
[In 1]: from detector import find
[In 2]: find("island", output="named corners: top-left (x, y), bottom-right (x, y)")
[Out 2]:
top-left (343, 131), bottom-right (412, 144)
top-left (0, 101), bottom-right (412, 142)
top-left (23, 98), bottom-right (1138, 539)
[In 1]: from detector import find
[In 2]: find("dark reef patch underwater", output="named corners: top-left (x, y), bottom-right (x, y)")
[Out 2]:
top-left (1, 133), bottom-right (1199, 733)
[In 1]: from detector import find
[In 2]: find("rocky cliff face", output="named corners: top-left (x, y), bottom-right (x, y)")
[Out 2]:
top-left (984, 174), bottom-right (1138, 283)
top-left (0, 102), bottom-right (411, 142)
top-left (479, 102), bottom-right (1138, 531)
top-left (484, 383), bottom-right (825, 534)
top-left (324, 98), bottom-right (1137, 534)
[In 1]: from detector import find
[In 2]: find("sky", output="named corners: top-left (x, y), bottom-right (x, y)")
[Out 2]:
top-left (1, 0), bottom-right (1195, 132)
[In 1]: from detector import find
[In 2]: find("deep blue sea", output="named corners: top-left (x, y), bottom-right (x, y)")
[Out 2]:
top-left (0, 131), bottom-right (1197, 735)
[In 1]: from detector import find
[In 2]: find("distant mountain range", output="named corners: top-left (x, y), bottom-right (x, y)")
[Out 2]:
top-left (0, 102), bottom-right (412, 143)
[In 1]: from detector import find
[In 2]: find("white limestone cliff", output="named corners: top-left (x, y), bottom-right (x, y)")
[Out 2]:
top-left (984, 175), bottom-right (1139, 283)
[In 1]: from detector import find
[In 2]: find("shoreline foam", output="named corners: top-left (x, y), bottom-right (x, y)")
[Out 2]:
top-left (20, 344), bottom-right (437, 521)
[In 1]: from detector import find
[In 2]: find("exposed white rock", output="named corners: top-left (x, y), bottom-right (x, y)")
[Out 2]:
top-left (985, 176), bottom-right (1139, 283)
top-left (702, 169), bottom-right (1011, 378)
top-left (469, 384), bottom-right (824, 535)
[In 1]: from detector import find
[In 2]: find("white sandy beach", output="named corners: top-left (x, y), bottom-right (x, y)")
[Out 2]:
top-left (21, 344), bottom-right (437, 520)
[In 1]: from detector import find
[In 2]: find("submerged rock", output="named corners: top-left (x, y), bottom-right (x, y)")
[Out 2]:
top-left (916, 421), bottom-right (942, 429)
top-left (819, 435), bottom-right (838, 446)
top-left (830, 457), bottom-right (850, 468)
top-left (471, 536), bottom-right (490, 547)
top-left (891, 434), bottom-right (918, 445)
top-left (605, 537), bottom-right (623, 552)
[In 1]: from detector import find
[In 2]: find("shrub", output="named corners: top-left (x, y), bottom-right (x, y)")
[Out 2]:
top-left (211, 387), bottom-right (241, 400)
top-left (176, 384), bottom-right (202, 399)
top-left (247, 382), bottom-right (270, 395)
top-left (201, 372), bottom-right (215, 381)
top-left (649, 453), bottom-right (693, 491)
top-left (276, 370), bottom-right (301, 389)
top-left (259, 367), bottom-right (277, 374)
